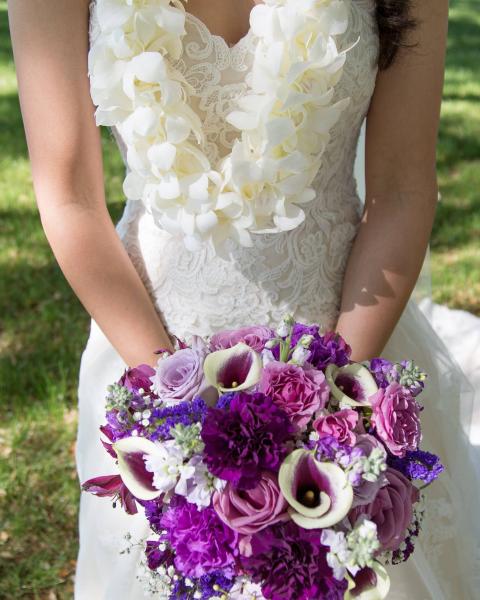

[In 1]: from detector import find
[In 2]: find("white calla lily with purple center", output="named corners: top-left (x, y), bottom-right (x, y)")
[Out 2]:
top-left (326, 362), bottom-right (378, 408)
top-left (203, 342), bottom-right (263, 393)
top-left (112, 436), bottom-right (164, 501)
top-left (345, 562), bottom-right (391, 600)
top-left (278, 448), bottom-right (353, 529)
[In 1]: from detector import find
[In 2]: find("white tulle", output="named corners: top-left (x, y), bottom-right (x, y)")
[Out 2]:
top-left (75, 1), bottom-right (480, 598)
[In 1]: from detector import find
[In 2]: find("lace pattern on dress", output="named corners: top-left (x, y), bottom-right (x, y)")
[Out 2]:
top-left (89, 1), bottom-right (380, 340)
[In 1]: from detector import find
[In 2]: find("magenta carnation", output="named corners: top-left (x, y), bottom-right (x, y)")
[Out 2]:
top-left (259, 362), bottom-right (329, 429)
top-left (160, 497), bottom-right (239, 578)
top-left (242, 522), bottom-right (347, 600)
top-left (201, 392), bottom-right (294, 489)
top-left (370, 382), bottom-right (421, 457)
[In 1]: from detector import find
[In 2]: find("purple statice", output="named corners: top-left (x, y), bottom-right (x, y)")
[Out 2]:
top-left (201, 392), bottom-right (294, 489)
top-left (196, 571), bottom-right (235, 599)
top-left (388, 450), bottom-right (444, 485)
top-left (140, 498), bottom-right (164, 534)
top-left (160, 497), bottom-right (239, 578)
top-left (285, 324), bottom-right (351, 370)
top-left (150, 397), bottom-right (208, 440)
top-left (215, 392), bottom-right (235, 411)
top-left (242, 522), bottom-right (347, 600)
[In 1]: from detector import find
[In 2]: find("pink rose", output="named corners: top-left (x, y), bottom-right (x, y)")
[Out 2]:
top-left (213, 472), bottom-right (290, 535)
top-left (259, 362), bottom-right (329, 429)
top-left (313, 408), bottom-right (359, 445)
top-left (210, 326), bottom-right (275, 353)
top-left (349, 467), bottom-right (419, 552)
top-left (370, 382), bottom-right (421, 457)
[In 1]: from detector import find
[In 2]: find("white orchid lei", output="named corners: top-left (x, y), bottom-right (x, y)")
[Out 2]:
top-left (89, 0), bottom-right (352, 252)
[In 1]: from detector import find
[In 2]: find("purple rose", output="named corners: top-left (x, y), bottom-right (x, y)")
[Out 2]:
top-left (209, 325), bottom-right (275, 353)
top-left (119, 364), bottom-right (156, 393)
top-left (370, 382), bottom-right (421, 457)
top-left (213, 472), bottom-right (290, 535)
top-left (349, 467), bottom-right (419, 552)
top-left (352, 434), bottom-right (388, 508)
top-left (259, 362), bottom-right (330, 430)
top-left (150, 336), bottom-right (207, 405)
top-left (313, 409), bottom-right (358, 445)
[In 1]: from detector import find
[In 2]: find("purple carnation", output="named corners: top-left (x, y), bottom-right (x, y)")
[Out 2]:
top-left (201, 392), bottom-right (294, 489)
top-left (145, 539), bottom-right (174, 571)
top-left (160, 497), bottom-right (239, 578)
top-left (277, 324), bottom-right (351, 370)
top-left (388, 449), bottom-right (444, 485)
top-left (242, 522), bottom-right (347, 600)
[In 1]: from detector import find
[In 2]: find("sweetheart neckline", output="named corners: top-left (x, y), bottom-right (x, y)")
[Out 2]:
top-left (183, 8), bottom-right (256, 51)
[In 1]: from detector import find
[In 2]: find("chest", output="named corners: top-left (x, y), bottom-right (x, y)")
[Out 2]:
top-left (170, 1), bottom-right (379, 167)
top-left (183, 0), bottom-right (259, 48)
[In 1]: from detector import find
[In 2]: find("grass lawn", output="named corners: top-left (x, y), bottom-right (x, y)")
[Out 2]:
top-left (0, 0), bottom-right (478, 597)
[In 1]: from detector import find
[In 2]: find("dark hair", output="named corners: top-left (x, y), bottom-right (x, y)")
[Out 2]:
top-left (375, 0), bottom-right (416, 69)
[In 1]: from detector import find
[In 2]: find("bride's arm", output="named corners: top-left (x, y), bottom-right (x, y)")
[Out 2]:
top-left (8, 0), bottom-right (174, 366)
top-left (335, 0), bottom-right (448, 361)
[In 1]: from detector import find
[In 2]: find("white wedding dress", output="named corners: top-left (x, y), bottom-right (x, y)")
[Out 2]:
top-left (75, 1), bottom-right (480, 598)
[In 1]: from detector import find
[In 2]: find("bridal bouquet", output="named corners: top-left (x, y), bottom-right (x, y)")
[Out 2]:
top-left (83, 316), bottom-right (443, 599)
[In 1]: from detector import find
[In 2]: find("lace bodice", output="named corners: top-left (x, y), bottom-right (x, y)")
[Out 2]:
top-left (89, 0), bottom-right (379, 339)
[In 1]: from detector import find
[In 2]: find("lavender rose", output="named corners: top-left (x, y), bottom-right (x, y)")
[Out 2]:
top-left (259, 362), bottom-right (330, 429)
top-left (150, 336), bottom-right (208, 405)
top-left (349, 467), bottom-right (419, 552)
top-left (370, 382), bottom-right (421, 457)
top-left (313, 408), bottom-right (358, 445)
top-left (213, 471), bottom-right (290, 534)
top-left (209, 325), bottom-right (275, 353)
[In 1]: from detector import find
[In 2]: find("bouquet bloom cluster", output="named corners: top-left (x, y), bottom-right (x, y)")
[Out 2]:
top-left (83, 317), bottom-right (443, 599)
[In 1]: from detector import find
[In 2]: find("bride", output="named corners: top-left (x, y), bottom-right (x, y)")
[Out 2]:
top-left (8, 0), bottom-right (479, 598)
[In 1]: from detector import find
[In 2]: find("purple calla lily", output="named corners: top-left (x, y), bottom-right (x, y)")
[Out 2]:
top-left (113, 437), bottom-right (163, 501)
top-left (203, 342), bottom-right (263, 393)
top-left (279, 449), bottom-right (353, 529)
top-left (325, 363), bottom-right (378, 408)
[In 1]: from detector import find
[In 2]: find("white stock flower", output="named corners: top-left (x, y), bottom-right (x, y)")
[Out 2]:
top-left (144, 440), bottom-right (193, 495)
